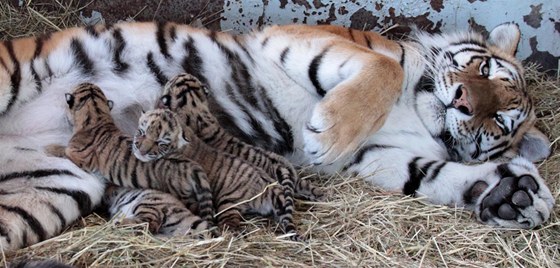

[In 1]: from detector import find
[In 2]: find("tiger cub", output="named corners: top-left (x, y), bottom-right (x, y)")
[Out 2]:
top-left (47, 83), bottom-right (216, 231)
top-left (103, 184), bottom-right (209, 236)
top-left (134, 109), bottom-right (303, 241)
top-left (158, 73), bottom-right (324, 201)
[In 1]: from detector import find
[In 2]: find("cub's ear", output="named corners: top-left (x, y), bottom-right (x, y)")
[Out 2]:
top-left (488, 23), bottom-right (520, 56)
top-left (65, 93), bottom-right (74, 108)
top-left (107, 100), bottom-right (114, 110)
top-left (159, 95), bottom-right (171, 108)
top-left (518, 127), bottom-right (550, 162)
top-left (178, 130), bottom-right (190, 148)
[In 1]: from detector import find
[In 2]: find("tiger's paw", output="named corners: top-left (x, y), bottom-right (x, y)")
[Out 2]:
top-left (303, 105), bottom-right (356, 166)
top-left (303, 99), bottom-right (388, 166)
top-left (475, 158), bottom-right (555, 228)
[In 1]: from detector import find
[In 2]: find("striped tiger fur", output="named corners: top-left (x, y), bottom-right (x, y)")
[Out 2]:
top-left (158, 73), bottom-right (324, 201)
top-left (103, 184), bottom-right (209, 236)
top-left (47, 83), bottom-right (215, 230)
top-left (0, 146), bottom-right (104, 252)
top-left (0, 21), bottom-right (556, 250)
top-left (134, 109), bottom-right (303, 241)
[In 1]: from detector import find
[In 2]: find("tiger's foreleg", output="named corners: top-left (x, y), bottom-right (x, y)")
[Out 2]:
top-left (303, 50), bottom-right (403, 165)
top-left (269, 35), bottom-right (403, 165)
top-left (345, 147), bottom-right (555, 228)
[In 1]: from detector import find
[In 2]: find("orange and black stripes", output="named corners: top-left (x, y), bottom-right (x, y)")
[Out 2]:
top-left (160, 73), bottom-right (323, 201)
top-left (137, 109), bottom-right (304, 241)
top-left (2, 41), bottom-right (21, 114)
top-left (70, 39), bottom-right (95, 76)
top-left (62, 83), bottom-right (215, 227)
top-left (111, 28), bottom-right (129, 74)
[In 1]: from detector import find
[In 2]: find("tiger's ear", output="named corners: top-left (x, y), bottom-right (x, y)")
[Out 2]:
top-left (518, 127), bottom-right (550, 162)
top-left (177, 130), bottom-right (190, 148)
top-left (65, 93), bottom-right (74, 108)
top-left (488, 23), bottom-right (520, 56)
top-left (107, 100), bottom-right (114, 110)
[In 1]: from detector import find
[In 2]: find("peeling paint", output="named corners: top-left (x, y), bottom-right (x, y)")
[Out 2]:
top-left (550, 18), bottom-right (560, 34)
top-left (523, 4), bottom-right (543, 29)
top-left (525, 36), bottom-right (560, 74)
top-left (349, 8), bottom-right (379, 31)
top-left (220, 0), bottom-right (558, 72)
top-left (468, 17), bottom-right (489, 38)
top-left (430, 0), bottom-right (444, 13)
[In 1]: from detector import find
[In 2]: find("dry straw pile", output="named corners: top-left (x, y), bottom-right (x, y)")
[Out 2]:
top-left (1, 2), bottom-right (558, 267)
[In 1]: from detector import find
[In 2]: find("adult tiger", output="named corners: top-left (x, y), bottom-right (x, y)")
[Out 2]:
top-left (0, 21), bottom-right (554, 251)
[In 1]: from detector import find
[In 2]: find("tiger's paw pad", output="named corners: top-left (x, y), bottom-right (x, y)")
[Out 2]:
top-left (477, 174), bottom-right (553, 229)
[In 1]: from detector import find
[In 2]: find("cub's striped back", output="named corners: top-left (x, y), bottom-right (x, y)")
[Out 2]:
top-left (103, 184), bottom-right (210, 236)
top-left (135, 109), bottom-right (304, 241)
top-left (159, 73), bottom-right (324, 201)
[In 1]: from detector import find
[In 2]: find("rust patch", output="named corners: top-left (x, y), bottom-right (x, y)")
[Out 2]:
top-left (549, 18), bottom-right (560, 33)
top-left (523, 4), bottom-right (543, 29)
top-left (338, 6), bottom-right (348, 15)
top-left (279, 0), bottom-right (288, 8)
top-left (349, 7), bottom-right (380, 31)
top-left (430, 0), bottom-right (444, 12)
top-left (468, 17), bottom-right (489, 38)
top-left (292, 0), bottom-right (311, 9)
top-left (375, 2), bottom-right (384, 11)
top-left (318, 4), bottom-right (337, 25)
top-left (312, 0), bottom-right (326, 9)
top-left (383, 8), bottom-right (443, 38)
top-left (524, 36), bottom-right (560, 76)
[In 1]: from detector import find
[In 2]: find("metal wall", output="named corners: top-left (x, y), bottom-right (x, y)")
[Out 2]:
top-left (220, 0), bottom-right (559, 73)
top-left (64, 0), bottom-right (560, 74)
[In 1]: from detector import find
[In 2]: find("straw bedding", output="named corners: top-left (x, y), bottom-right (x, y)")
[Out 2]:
top-left (1, 2), bottom-right (558, 267)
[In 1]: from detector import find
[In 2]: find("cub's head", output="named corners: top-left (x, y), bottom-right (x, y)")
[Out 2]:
top-left (133, 109), bottom-right (187, 162)
top-left (64, 83), bottom-right (114, 127)
top-left (157, 73), bottom-right (214, 134)
top-left (417, 23), bottom-right (549, 162)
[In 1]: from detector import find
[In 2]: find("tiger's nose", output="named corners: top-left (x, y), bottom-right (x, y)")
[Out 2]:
top-left (452, 86), bottom-right (473, 115)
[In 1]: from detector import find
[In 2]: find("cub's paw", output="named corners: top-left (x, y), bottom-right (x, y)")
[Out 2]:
top-left (44, 144), bottom-right (67, 158)
top-left (476, 159), bottom-right (555, 228)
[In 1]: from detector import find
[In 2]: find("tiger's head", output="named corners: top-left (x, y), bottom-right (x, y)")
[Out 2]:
top-left (156, 73), bottom-right (215, 136)
top-left (133, 108), bottom-right (188, 162)
top-left (64, 83), bottom-right (114, 128)
top-left (415, 23), bottom-right (550, 162)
